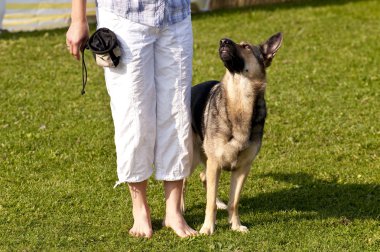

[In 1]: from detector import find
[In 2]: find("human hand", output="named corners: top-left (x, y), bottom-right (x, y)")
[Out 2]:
top-left (66, 20), bottom-right (89, 60)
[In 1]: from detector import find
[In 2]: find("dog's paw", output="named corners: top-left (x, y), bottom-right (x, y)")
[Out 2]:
top-left (231, 224), bottom-right (249, 233)
top-left (216, 198), bottom-right (227, 210)
top-left (199, 224), bottom-right (215, 235)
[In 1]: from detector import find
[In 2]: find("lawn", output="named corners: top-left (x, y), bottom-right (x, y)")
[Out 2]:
top-left (1, 0), bottom-right (379, 251)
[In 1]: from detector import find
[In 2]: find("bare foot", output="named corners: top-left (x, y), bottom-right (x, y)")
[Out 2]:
top-left (163, 180), bottom-right (198, 238)
top-left (162, 212), bottom-right (197, 238)
top-left (128, 180), bottom-right (153, 238)
top-left (129, 206), bottom-right (153, 238)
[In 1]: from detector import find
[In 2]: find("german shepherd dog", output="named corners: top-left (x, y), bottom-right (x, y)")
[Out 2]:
top-left (189, 32), bottom-right (283, 235)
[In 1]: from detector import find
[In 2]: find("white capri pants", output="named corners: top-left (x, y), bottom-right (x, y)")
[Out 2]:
top-left (96, 8), bottom-right (193, 186)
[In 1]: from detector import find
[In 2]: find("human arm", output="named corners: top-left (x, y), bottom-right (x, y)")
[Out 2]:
top-left (66, 0), bottom-right (89, 60)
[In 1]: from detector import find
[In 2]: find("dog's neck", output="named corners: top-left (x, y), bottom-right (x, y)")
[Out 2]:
top-left (221, 71), bottom-right (266, 146)
top-left (222, 71), bottom-right (266, 111)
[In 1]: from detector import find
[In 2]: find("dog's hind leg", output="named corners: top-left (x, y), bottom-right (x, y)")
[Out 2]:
top-left (228, 164), bottom-right (251, 232)
top-left (181, 178), bottom-right (187, 213)
top-left (200, 159), bottom-right (221, 235)
top-left (200, 171), bottom-right (227, 210)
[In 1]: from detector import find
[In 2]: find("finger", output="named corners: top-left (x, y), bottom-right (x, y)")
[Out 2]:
top-left (66, 40), bottom-right (73, 54)
top-left (71, 43), bottom-right (80, 60)
top-left (68, 43), bottom-right (73, 56)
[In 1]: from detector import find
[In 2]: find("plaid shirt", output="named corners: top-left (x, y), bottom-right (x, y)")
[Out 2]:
top-left (96, 0), bottom-right (191, 28)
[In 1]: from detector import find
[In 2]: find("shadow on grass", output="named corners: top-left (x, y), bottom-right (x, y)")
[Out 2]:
top-left (186, 172), bottom-right (380, 227)
top-left (244, 172), bottom-right (380, 223)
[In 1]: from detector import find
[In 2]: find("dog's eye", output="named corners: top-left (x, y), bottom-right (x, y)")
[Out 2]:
top-left (243, 44), bottom-right (251, 50)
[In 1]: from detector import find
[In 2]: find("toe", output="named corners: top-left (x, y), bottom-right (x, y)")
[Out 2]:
top-left (177, 229), bottom-right (188, 238)
top-left (184, 227), bottom-right (197, 237)
top-left (145, 230), bottom-right (153, 238)
top-left (129, 229), bottom-right (137, 237)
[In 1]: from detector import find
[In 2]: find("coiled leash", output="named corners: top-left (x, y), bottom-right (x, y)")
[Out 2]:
top-left (81, 27), bottom-right (121, 95)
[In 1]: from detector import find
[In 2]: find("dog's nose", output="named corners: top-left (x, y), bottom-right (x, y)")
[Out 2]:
top-left (220, 38), bottom-right (233, 46)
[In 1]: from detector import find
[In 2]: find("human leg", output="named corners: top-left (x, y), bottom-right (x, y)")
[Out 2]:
top-left (97, 8), bottom-right (157, 238)
top-left (162, 180), bottom-right (197, 237)
top-left (154, 16), bottom-right (196, 237)
top-left (128, 180), bottom-right (153, 238)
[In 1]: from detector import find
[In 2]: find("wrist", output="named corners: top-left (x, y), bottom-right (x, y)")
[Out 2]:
top-left (70, 18), bottom-right (88, 27)
top-left (71, 11), bottom-right (87, 24)
top-left (70, 0), bottom-right (87, 23)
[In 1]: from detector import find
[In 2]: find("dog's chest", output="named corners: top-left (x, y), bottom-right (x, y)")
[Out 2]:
top-left (225, 80), bottom-right (256, 135)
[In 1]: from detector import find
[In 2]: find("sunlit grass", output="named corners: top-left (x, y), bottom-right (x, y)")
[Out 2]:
top-left (1, 0), bottom-right (379, 250)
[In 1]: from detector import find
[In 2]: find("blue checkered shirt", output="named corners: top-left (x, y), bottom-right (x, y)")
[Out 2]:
top-left (96, 0), bottom-right (191, 28)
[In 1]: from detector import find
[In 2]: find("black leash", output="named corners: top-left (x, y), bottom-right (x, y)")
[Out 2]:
top-left (81, 47), bottom-right (88, 95)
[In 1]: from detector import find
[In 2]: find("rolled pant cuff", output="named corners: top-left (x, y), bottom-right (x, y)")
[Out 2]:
top-left (113, 170), bottom-right (153, 188)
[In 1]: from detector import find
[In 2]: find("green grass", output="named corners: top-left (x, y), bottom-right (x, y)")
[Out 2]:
top-left (1, 0), bottom-right (380, 250)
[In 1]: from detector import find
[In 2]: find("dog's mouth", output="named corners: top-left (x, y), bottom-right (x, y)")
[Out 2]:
top-left (219, 47), bottom-right (232, 61)
top-left (219, 38), bottom-right (236, 61)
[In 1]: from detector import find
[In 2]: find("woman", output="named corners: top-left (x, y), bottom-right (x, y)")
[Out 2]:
top-left (66, 0), bottom-right (196, 238)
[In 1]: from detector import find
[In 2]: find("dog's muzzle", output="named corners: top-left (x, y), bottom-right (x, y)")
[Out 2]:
top-left (219, 38), bottom-right (234, 61)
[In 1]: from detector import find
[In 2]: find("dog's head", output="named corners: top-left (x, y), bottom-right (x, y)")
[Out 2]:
top-left (219, 32), bottom-right (283, 79)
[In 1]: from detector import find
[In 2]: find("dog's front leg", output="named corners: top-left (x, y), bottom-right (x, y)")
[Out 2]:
top-left (200, 171), bottom-right (227, 210)
top-left (228, 164), bottom-right (250, 232)
top-left (200, 159), bottom-right (221, 235)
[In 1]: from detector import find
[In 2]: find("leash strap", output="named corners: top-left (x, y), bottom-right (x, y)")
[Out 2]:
top-left (81, 48), bottom-right (87, 95)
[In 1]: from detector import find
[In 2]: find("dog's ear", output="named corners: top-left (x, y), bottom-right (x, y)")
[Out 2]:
top-left (260, 32), bottom-right (283, 67)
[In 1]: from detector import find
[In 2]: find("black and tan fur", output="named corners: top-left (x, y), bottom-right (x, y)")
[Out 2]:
top-left (189, 33), bottom-right (283, 235)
